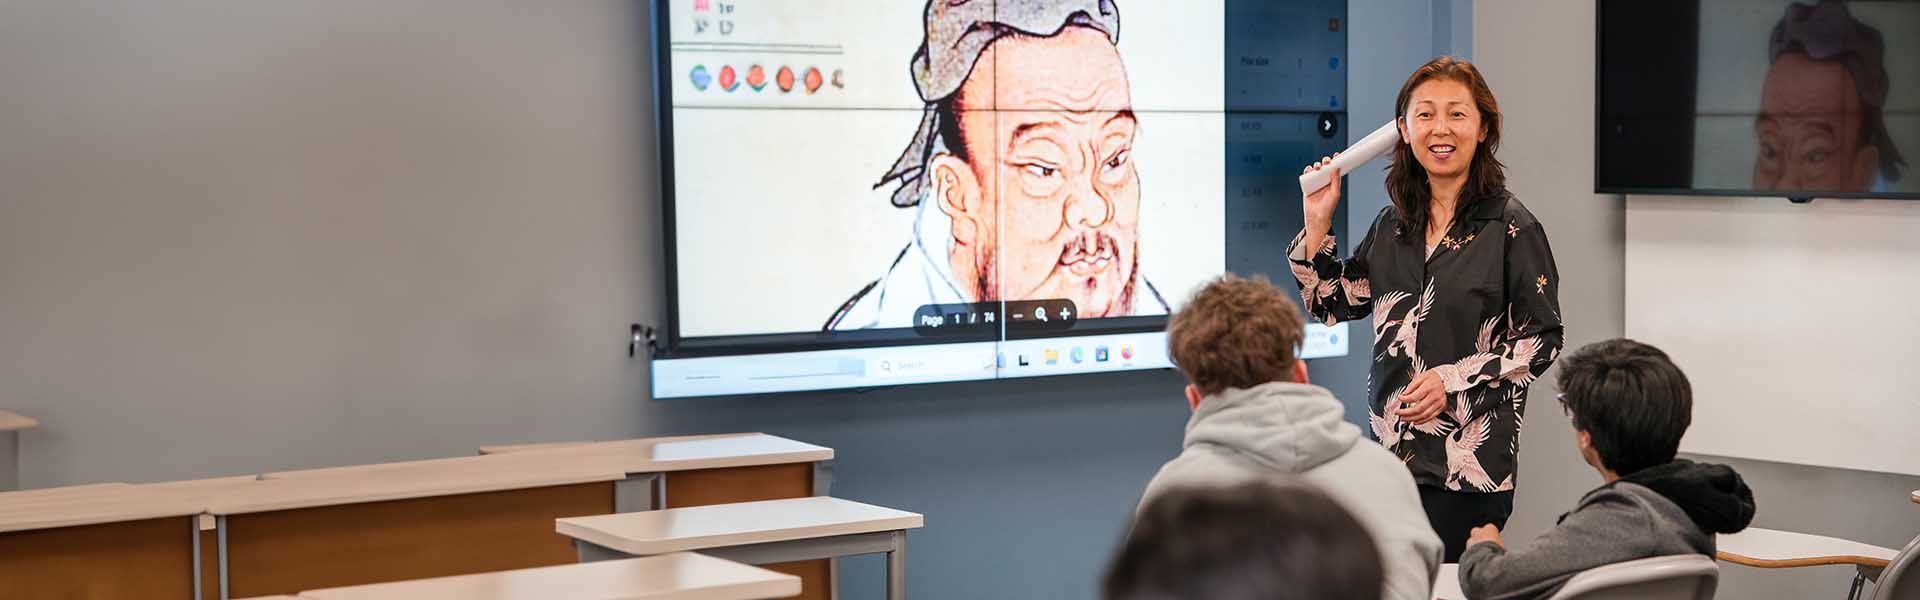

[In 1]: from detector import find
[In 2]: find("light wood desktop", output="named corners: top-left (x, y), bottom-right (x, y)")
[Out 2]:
top-left (0, 410), bottom-right (38, 492)
top-left (294, 552), bottom-right (800, 600)
top-left (478, 440), bottom-right (598, 455)
top-left (1910, 490), bottom-right (1917, 505)
top-left (0, 482), bottom-right (204, 599)
top-left (479, 433), bottom-right (834, 479)
top-left (0, 411), bottom-right (34, 432)
top-left (556, 497), bottom-right (922, 556)
top-left (1717, 527), bottom-right (1898, 600)
top-left (557, 497), bottom-right (921, 600)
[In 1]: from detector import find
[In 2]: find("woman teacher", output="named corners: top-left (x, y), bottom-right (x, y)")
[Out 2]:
top-left (1290, 56), bottom-right (1564, 561)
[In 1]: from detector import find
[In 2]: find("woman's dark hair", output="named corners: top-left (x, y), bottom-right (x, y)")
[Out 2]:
top-left (1555, 338), bottom-right (1694, 476)
top-left (1387, 56), bottom-right (1507, 241)
top-left (1104, 478), bottom-right (1383, 600)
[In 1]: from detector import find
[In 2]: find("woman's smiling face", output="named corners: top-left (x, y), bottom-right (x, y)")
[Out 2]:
top-left (1401, 78), bottom-right (1486, 182)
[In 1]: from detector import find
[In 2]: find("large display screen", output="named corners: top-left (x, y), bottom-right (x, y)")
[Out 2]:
top-left (652, 0), bottom-right (1354, 398)
top-left (1598, 0), bottom-right (1920, 199)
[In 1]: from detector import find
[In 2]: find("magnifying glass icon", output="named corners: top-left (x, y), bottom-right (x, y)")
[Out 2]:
top-left (1034, 307), bottom-right (1048, 322)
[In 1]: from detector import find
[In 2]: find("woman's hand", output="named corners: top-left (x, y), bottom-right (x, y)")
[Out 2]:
top-left (1394, 370), bottom-right (1448, 425)
top-left (1300, 153), bottom-right (1342, 252)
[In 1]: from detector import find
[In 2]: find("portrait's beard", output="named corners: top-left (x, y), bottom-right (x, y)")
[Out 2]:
top-left (973, 244), bottom-right (996, 305)
top-left (970, 231), bottom-right (1138, 317)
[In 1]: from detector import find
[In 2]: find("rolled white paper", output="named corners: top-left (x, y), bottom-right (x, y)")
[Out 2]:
top-left (1298, 120), bottom-right (1403, 198)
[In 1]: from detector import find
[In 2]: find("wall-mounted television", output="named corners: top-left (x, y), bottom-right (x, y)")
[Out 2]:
top-left (1597, 0), bottom-right (1919, 200)
top-left (649, 0), bottom-right (1355, 398)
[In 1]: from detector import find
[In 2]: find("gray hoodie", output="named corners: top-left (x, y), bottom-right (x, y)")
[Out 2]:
top-left (1458, 460), bottom-right (1756, 600)
top-left (1138, 382), bottom-right (1444, 600)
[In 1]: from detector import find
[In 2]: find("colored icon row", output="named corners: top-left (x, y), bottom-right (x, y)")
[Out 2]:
top-left (997, 345), bottom-right (1134, 368)
top-left (690, 65), bottom-right (842, 94)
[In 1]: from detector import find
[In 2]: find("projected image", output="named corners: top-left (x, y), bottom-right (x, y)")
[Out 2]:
top-left (834, 6), bottom-right (1167, 330)
top-left (671, 0), bottom-right (1222, 339)
top-left (1748, 0), bottom-right (1907, 192)
top-left (1692, 0), bottom-right (1918, 194)
top-left (654, 0), bottom-right (1352, 397)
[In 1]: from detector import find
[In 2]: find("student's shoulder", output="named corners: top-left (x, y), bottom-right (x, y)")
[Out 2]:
top-left (1311, 440), bottom-right (1424, 501)
top-left (1146, 447), bottom-right (1260, 490)
top-left (1571, 482), bottom-right (1666, 522)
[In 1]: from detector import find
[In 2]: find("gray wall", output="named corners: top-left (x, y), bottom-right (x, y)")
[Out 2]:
top-left (0, 0), bottom-right (658, 482)
top-left (0, 2), bottom-right (1454, 599)
top-left (1475, 3), bottom-right (1920, 600)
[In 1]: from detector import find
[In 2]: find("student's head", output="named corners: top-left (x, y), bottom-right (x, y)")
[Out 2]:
top-left (1554, 338), bottom-right (1693, 477)
top-left (1166, 275), bottom-right (1307, 408)
top-left (1104, 478), bottom-right (1383, 600)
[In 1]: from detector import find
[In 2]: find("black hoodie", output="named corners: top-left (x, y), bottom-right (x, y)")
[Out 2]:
top-left (1619, 459), bottom-right (1757, 534)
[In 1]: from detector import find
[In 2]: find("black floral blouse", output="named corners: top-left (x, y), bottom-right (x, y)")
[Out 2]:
top-left (1288, 190), bottom-right (1564, 493)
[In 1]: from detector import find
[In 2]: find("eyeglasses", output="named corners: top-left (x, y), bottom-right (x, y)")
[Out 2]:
top-left (1555, 392), bottom-right (1571, 416)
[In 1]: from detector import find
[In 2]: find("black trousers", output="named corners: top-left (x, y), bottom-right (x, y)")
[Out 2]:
top-left (1420, 485), bottom-right (1515, 562)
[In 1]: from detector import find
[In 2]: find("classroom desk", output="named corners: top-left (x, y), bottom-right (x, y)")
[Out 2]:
top-left (200, 454), bottom-right (624, 600)
top-left (294, 552), bottom-right (800, 600)
top-left (1910, 490), bottom-right (1917, 505)
top-left (0, 411), bottom-right (37, 492)
top-left (486, 434), bottom-right (838, 600)
top-left (196, 433), bottom-right (831, 600)
top-left (557, 497), bottom-right (922, 600)
top-left (1717, 527), bottom-right (1898, 600)
top-left (0, 482), bottom-right (205, 599)
top-left (1433, 563), bottom-right (1463, 600)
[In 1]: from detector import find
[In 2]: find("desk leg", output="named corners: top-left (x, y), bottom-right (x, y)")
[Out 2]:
top-left (1847, 571), bottom-right (1866, 600)
top-left (216, 515), bottom-right (229, 600)
top-left (813, 460), bottom-right (834, 496)
top-left (887, 530), bottom-right (906, 600)
top-left (615, 473), bottom-right (660, 513)
top-left (815, 461), bottom-right (838, 600)
top-left (574, 539), bottom-right (630, 564)
top-left (0, 430), bottom-right (17, 491)
top-left (191, 516), bottom-right (202, 600)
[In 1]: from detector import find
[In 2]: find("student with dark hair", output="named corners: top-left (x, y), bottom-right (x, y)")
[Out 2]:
top-left (1140, 274), bottom-right (1441, 600)
top-left (1458, 339), bottom-right (1757, 600)
top-left (1106, 478), bottom-right (1384, 600)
